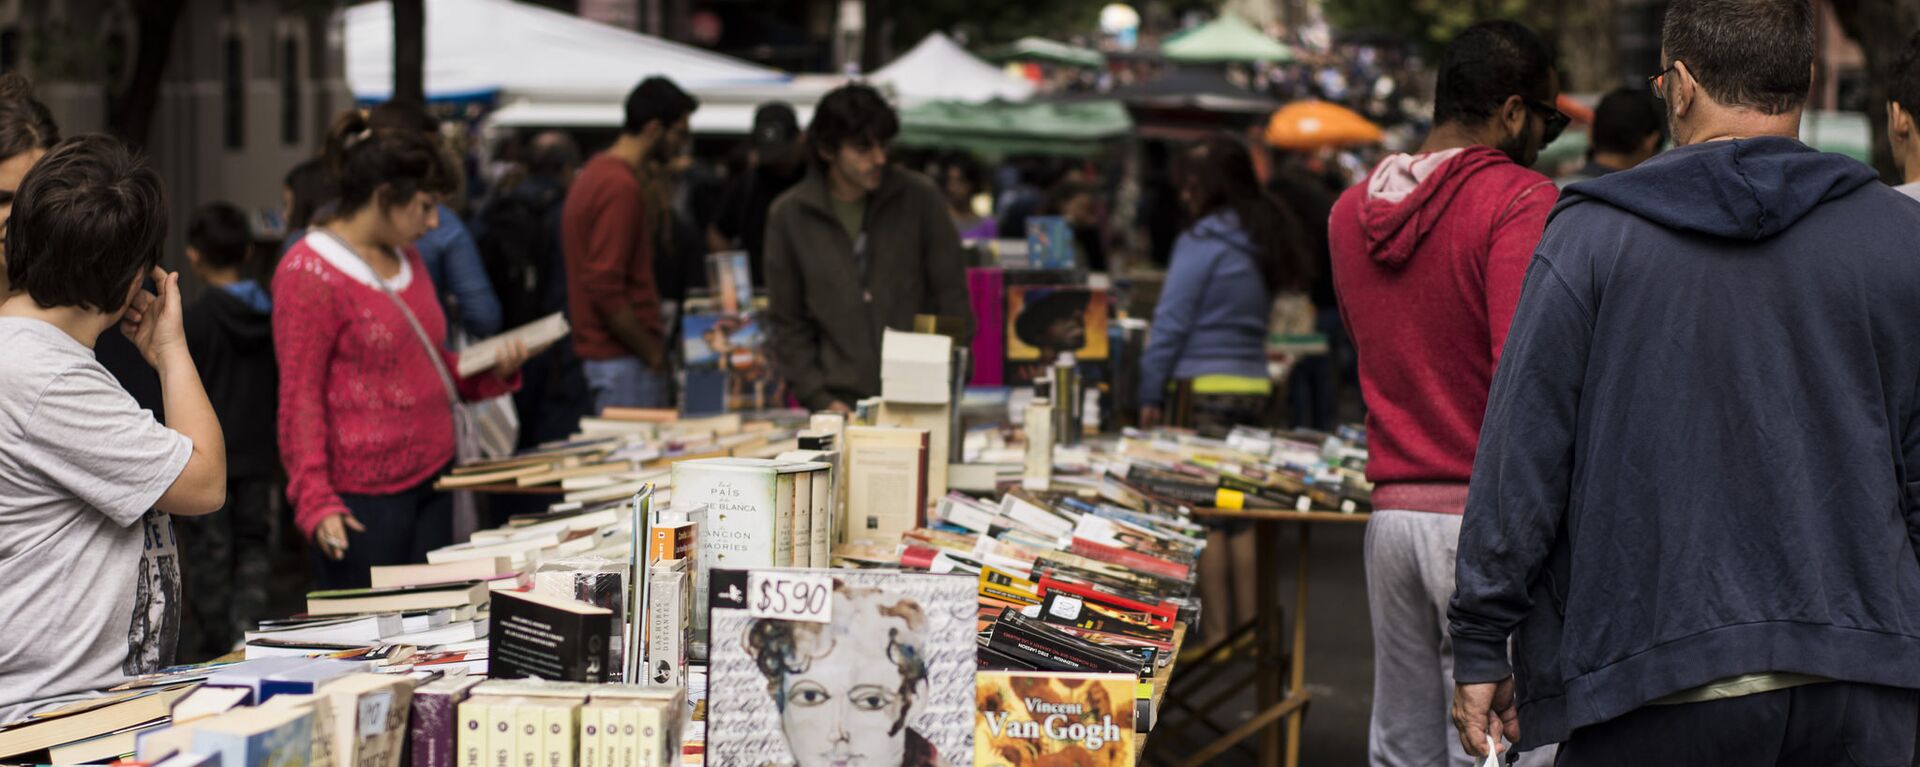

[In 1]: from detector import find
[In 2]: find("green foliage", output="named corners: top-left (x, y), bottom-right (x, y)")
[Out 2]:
top-left (1323, 0), bottom-right (1555, 56)
top-left (888, 0), bottom-right (1109, 51)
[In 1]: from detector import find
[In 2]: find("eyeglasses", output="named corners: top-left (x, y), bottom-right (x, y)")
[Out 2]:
top-left (1649, 63), bottom-right (1678, 101)
top-left (1524, 98), bottom-right (1570, 144)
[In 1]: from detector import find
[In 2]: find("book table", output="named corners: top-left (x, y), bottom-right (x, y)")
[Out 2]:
top-left (1153, 508), bottom-right (1370, 767)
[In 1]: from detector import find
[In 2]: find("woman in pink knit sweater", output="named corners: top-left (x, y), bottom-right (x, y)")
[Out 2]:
top-left (275, 112), bottom-right (526, 588)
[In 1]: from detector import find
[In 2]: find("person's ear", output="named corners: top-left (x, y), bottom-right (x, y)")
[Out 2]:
top-left (1499, 94), bottom-right (1529, 142)
top-left (185, 247), bottom-right (202, 269)
top-left (642, 120), bottom-right (665, 146)
top-left (1671, 61), bottom-right (1698, 120)
top-left (1891, 102), bottom-right (1914, 145)
top-left (372, 182), bottom-right (397, 212)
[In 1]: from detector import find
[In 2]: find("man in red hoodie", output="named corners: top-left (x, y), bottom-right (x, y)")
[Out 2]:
top-left (1328, 20), bottom-right (1564, 767)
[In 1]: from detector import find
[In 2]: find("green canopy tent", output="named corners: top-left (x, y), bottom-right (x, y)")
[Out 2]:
top-left (1162, 15), bottom-right (1292, 63)
top-left (993, 37), bottom-right (1106, 70)
top-left (895, 99), bottom-right (1133, 158)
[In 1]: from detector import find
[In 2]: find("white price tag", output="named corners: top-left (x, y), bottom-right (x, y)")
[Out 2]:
top-left (1048, 595), bottom-right (1083, 621)
top-left (746, 571), bottom-right (835, 624)
top-left (357, 690), bottom-right (394, 737)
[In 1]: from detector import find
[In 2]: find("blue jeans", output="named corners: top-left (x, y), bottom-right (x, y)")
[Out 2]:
top-left (582, 356), bottom-right (672, 411)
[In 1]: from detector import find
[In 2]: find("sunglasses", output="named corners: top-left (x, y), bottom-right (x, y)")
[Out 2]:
top-left (1649, 63), bottom-right (1678, 101)
top-left (1524, 98), bottom-right (1570, 144)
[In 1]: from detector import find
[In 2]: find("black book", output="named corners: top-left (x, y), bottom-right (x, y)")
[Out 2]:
top-left (988, 611), bottom-right (1139, 676)
top-left (488, 589), bottom-right (613, 682)
top-left (999, 610), bottom-right (1148, 673)
top-left (975, 637), bottom-right (1041, 671)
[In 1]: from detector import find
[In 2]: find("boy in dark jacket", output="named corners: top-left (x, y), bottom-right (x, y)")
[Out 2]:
top-left (176, 201), bottom-right (278, 660)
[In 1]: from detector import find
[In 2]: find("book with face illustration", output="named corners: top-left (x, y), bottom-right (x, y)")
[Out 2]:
top-left (705, 568), bottom-right (978, 767)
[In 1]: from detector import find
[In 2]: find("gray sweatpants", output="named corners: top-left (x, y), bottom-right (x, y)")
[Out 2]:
top-left (1365, 510), bottom-right (1556, 767)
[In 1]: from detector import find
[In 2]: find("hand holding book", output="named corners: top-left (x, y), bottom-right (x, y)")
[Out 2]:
top-left (488, 338), bottom-right (529, 381)
top-left (457, 312), bottom-right (568, 378)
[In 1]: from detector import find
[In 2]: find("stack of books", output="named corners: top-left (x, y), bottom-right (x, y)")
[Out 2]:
top-left (436, 408), bottom-right (819, 505)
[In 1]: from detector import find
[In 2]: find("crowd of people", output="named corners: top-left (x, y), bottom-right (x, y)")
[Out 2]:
top-left (9, 0), bottom-right (1920, 762)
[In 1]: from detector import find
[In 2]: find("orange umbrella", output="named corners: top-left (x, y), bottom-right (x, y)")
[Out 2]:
top-left (1558, 93), bottom-right (1594, 125)
top-left (1265, 100), bottom-right (1384, 151)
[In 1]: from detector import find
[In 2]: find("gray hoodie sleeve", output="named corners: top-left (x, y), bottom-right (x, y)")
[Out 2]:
top-left (1448, 251), bottom-right (1595, 683)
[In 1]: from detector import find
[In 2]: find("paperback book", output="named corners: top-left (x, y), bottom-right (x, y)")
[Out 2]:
top-left (704, 569), bottom-right (978, 767)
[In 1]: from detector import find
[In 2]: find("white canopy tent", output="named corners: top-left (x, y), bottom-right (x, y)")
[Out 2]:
top-left (478, 76), bottom-right (845, 135)
top-left (343, 0), bottom-right (789, 103)
top-left (869, 32), bottom-right (1036, 106)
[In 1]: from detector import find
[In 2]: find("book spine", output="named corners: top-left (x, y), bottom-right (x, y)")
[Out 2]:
top-left (810, 467), bottom-right (832, 567)
top-left (915, 433), bottom-right (931, 528)
top-left (645, 569), bottom-right (683, 686)
top-left (543, 704), bottom-right (578, 767)
top-left (985, 626), bottom-right (1094, 672)
top-left (791, 472), bottom-right (813, 568)
top-left (994, 620), bottom-right (1139, 675)
top-left (1067, 538), bottom-right (1189, 580)
top-left (599, 707), bottom-right (622, 767)
top-left (775, 472), bottom-right (795, 567)
top-left (614, 707), bottom-right (637, 767)
top-left (648, 526), bottom-right (674, 563)
top-left (487, 701), bottom-right (516, 767)
top-left (1003, 611), bottom-right (1150, 671)
top-left (1024, 400), bottom-right (1053, 490)
top-left (515, 704), bottom-right (543, 767)
top-left (579, 707), bottom-right (601, 767)
top-left (415, 691), bottom-right (458, 767)
top-left (634, 703), bottom-right (670, 767)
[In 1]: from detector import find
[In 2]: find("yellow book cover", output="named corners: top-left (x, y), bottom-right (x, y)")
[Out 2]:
top-left (614, 707), bottom-right (637, 767)
top-left (600, 706), bottom-right (624, 767)
top-left (486, 701), bottom-right (517, 767)
top-left (515, 703), bottom-right (546, 767)
top-left (542, 703), bottom-right (579, 767)
top-left (458, 699), bottom-right (489, 767)
top-left (632, 702), bottom-right (677, 767)
top-left (975, 671), bottom-right (1136, 767)
top-left (577, 705), bottom-right (601, 767)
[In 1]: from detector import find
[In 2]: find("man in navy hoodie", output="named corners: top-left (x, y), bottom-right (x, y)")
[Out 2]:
top-left (1450, 0), bottom-right (1920, 762)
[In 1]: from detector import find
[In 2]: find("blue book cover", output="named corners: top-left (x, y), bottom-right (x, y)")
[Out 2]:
top-left (191, 707), bottom-right (313, 767)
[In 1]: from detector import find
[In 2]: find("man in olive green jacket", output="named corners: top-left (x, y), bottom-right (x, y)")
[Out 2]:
top-left (764, 84), bottom-right (974, 412)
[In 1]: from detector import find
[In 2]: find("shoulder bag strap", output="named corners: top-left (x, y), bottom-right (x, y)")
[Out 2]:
top-left (320, 230), bottom-right (463, 407)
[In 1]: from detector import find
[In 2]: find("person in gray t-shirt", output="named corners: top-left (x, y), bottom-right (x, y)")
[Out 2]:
top-left (0, 136), bottom-right (227, 722)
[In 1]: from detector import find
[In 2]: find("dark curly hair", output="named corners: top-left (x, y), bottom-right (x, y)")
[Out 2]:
top-left (323, 108), bottom-right (454, 217)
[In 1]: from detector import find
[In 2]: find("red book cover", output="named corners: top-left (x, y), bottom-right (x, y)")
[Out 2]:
top-left (1067, 538), bottom-right (1191, 580)
top-left (901, 545), bottom-right (941, 570)
top-left (1036, 575), bottom-right (1177, 628)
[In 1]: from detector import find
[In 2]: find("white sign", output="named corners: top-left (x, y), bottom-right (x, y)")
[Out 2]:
top-left (746, 571), bottom-right (835, 624)
top-left (357, 690), bottom-right (394, 737)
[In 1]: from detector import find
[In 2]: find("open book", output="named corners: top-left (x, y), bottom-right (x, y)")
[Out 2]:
top-left (457, 312), bottom-right (569, 378)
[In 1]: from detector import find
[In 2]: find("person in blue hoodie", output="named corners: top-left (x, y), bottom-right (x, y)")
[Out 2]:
top-left (1138, 135), bottom-right (1312, 436)
top-left (176, 202), bottom-right (278, 660)
top-left (1449, 0), bottom-right (1920, 762)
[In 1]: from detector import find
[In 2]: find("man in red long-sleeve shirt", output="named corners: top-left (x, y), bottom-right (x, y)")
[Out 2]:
top-left (1327, 21), bottom-right (1561, 767)
top-left (563, 77), bottom-right (697, 410)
